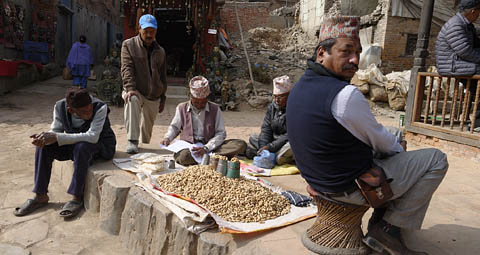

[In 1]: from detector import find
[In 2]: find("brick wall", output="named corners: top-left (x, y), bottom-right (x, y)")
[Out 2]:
top-left (219, 2), bottom-right (271, 36)
top-left (405, 132), bottom-right (480, 162)
top-left (379, 7), bottom-right (441, 74)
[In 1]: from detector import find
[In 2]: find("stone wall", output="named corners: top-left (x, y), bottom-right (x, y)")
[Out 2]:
top-left (405, 132), bottom-right (480, 163)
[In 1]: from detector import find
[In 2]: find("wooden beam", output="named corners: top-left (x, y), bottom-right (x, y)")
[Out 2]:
top-left (406, 123), bottom-right (480, 148)
top-left (411, 122), bottom-right (480, 140)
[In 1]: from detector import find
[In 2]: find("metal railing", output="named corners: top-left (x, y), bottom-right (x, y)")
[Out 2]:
top-left (410, 72), bottom-right (480, 139)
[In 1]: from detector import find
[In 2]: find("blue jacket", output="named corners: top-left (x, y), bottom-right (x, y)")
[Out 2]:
top-left (435, 13), bottom-right (480, 76)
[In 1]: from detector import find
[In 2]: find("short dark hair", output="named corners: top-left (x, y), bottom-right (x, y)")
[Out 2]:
top-left (312, 38), bottom-right (337, 61)
top-left (79, 35), bottom-right (87, 43)
top-left (66, 87), bottom-right (92, 108)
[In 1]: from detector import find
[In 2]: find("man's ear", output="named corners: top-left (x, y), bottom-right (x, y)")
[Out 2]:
top-left (316, 47), bottom-right (326, 64)
top-left (67, 107), bottom-right (73, 114)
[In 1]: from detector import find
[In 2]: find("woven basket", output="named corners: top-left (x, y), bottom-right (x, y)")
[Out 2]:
top-left (302, 195), bottom-right (370, 255)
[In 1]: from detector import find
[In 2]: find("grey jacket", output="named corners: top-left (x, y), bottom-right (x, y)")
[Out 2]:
top-left (435, 13), bottom-right (480, 76)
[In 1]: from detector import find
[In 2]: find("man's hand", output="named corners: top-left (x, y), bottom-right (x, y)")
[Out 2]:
top-left (400, 140), bottom-right (407, 151)
top-left (192, 146), bottom-right (207, 157)
top-left (159, 95), bottom-right (166, 113)
top-left (257, 146), bottom-right (269, 155)
top-left (159, 100), bottom-right (165, 113)
top-left (123, 91), bottom-right (140, 103)
top-left (162, 138), bottom-right (170, 146)
top-left (31, 132), bottom-right (57, 147)
top-left (30, 133), bottom-right (44, 147)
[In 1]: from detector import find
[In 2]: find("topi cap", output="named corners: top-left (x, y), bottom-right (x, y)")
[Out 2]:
top-left (139, 14), bottom-right (158, 30)
top-left (189, 76), bottom-right (210, 99)
top-left (273, 75), bottom-right (292, 95)
top-left (318, 16), bottom-right (360, 42)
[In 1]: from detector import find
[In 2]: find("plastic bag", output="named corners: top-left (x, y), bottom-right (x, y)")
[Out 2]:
top-left (253, 150), bottom-right (276, 169)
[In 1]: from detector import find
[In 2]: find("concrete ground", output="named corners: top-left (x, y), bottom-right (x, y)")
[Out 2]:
top-left (0, 76), bottom-right (479, 254)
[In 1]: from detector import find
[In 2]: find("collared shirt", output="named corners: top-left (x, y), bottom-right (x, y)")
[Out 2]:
top-left (164, 101), bottom-right (226, 151)
top-left (331, 85), bottom-right (404, 155)
top-left (50, 104), bottom-right (108, 146)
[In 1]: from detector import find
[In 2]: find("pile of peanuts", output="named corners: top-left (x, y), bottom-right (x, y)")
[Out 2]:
top-left (156, 165), bottom-right (290, 223)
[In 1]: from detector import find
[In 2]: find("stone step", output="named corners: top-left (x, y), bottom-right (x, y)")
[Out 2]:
top-left (166, 85), bottom-right (188, 100)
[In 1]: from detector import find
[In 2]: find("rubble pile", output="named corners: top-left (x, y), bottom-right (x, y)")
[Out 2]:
top-left (248, 27), bottom-right (283, 50)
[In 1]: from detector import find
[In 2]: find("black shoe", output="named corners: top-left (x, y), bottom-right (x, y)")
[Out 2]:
top-left (364, 220), bottom-right (428, 255)
top-left (368, 207), bottom-right (387, 231)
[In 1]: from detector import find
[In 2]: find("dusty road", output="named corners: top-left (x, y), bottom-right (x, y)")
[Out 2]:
top-left (0, 77), bottom-right (479, 254)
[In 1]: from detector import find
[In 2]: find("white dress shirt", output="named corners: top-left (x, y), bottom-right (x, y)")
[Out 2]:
top-left (331, 85), bottom-right (404, 155)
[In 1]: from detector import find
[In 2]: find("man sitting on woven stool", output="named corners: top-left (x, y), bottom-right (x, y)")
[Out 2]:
top-left (162, 76), bottom-right (246, 165)
top-left (287, 16), bottom-right (449, 255)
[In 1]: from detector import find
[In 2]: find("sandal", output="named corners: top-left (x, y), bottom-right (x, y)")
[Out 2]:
top-left (59, 200), bottom-right (83, 218)
top-left (14, 199), bottom-right (48, 217)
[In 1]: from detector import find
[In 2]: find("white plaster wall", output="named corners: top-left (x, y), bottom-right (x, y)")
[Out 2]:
top-left (300, 0), bottom-right (326, 38)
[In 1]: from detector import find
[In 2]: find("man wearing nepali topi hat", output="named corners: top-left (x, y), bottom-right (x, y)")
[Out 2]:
top-left (13, 87), bottom-right (116, 219)
top-left (246, 75), bottom-right (294, 166)
top-left (287, 16), bottom-right (448, 254)
top-left (162, 76), bottom-right (246, 166)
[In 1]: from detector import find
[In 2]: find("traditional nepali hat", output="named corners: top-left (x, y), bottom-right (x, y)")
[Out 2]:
top-left (273, 75), bottom-right (292, 95)
top-left (189, 76), bottom-right (210, 99)
top-left (318, 16), bottom-right (360, 42)
top-left (460, 0), bottom-right (480, 10)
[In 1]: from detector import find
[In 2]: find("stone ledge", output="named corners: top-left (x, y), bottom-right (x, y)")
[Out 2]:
top-left (52, 161), bottom-right (235, 254)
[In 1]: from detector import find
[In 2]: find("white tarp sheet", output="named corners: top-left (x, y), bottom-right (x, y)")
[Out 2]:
top-left (114, 153), bottom-right (317, 234)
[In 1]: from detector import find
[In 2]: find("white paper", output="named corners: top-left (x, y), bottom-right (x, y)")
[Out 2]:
top-left (160, 140), bottom-right (204, 164)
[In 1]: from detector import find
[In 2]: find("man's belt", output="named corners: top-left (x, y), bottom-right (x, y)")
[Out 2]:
top-left (320, 185), bottom-right (359, 198)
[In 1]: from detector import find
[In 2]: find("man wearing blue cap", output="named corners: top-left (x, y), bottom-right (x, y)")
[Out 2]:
top-left (436, 0), bottom-right (480, 131)
top-left (121, 14), bottom-right (168, 154)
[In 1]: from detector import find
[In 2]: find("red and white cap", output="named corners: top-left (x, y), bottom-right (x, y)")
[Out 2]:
top-left (318, 16), bottom-right (360, 42)
top-left (273, 75), bottom-right (292, 95)
top-left (189, 76), bottom-right (210, 99)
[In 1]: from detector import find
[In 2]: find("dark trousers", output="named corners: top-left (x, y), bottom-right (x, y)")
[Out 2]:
top-left (33, 142), bottom-right (99, 197)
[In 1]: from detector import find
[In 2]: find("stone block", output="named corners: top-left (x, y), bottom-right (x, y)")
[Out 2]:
top-left (197, 230), bottom-right (233, 255)
top-left (99, 175), bottom-right (133, 235)
top-left (170, 216), bottom-right (198, 255)
top-left (144, 202), bottom-right (174, 255)
top-left (119, 187), bottom-right (155, 255)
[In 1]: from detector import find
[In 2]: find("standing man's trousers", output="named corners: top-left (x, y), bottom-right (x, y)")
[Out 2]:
top-left (123, 92), bottom-right (160, 144)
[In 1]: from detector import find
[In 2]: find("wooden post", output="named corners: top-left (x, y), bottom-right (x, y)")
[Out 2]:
top-left (460, 79), bottom-right (471, 131)
top-left (441, 77), bottom-right (451, 127)
top-left (405, 0), bottom-right (435, 128)
top-left (450, 80), bottom-right (459, 129)
top-left (432, 77), bottom-right (441, 126)
top-left (471, 80), bottom-right (480, 133)
top-left (424, 75), bottom-right (434, 124)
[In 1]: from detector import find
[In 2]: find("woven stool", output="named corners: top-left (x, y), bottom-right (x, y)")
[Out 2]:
top-left (302, 185), bottom-right (370, 255)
